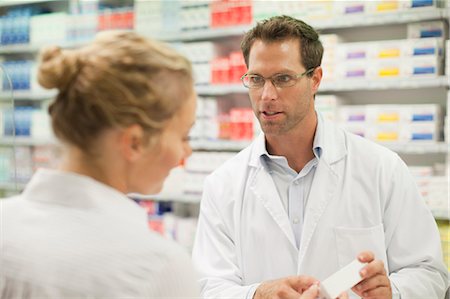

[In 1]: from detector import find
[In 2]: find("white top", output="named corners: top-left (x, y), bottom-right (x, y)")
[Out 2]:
top-left (0, 169), bottom-right (200, 298)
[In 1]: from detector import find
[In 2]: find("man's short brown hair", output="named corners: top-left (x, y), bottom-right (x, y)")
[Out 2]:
top-left (241, 15), bottom-right (323, 74)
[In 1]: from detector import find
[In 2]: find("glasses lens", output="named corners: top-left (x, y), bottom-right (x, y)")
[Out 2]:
top-left (273, 74), bottom-right (295, 87)
top-left (242, 75), bottom-right (264, 88)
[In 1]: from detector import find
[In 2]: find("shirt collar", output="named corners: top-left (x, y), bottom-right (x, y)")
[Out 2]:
top-left (256, 111), bottom-right (324, 163)
top-left (22, 168), bottom-right (147, 225)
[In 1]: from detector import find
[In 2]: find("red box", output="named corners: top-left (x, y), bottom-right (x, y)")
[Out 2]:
top-left (229, 51), bottom-right (247, 83)
top-left (211, 57), bottom-right (230, 84)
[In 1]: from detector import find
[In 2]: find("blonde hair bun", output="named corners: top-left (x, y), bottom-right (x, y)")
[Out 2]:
top-left (38, 45), bottom-right (79, 90)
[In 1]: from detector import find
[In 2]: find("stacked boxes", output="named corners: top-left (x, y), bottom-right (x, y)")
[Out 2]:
top-left (176, 42), bottom-right (246, 85)
top-left (191, 96), bottom-right (219, 141)
top-left (315, 95), bottom-right (343, 122)
top-left (177, 42), bottom-right (214, 85)
top-left (0, 106), bottom-right (53, 140)
top-left (135, 199), bottom-right (199, 252)
top-left (97, 7), bottom-right (134, 31)
top-left (30, 13), bottom-right (68, 45)
top-left (181, 1), bottom-right (210, 31)
top-left (339, 104), bottom-right (442, 143)
top-left (210, 0), bottom-right (252, 28)
top-left (211, 51), bottom-right (246, 84)
top-left (335, 37), bottom-right (443, 80)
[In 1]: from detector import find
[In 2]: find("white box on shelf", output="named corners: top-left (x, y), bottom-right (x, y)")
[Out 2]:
top-left (406, 37), bottom-right (443, 57)
top-left (338, 105), bottom-right (367, 123)
top-left (336, 42), bottom-right (369, 61)
top-left (193, 63), bottom-right (211, 85)
top-left (367, 123), bottom-right (401, 142)
top-left (30, 12), bottom-right (68, 45)
top-left (408, 20), bottom-right (446, 39)
top-left (407, 55), bottom-right (442, 77)
top-left (408, 122), bottom-right (439, 142)
top-left (369, 40), bottom-right (406, 60)
top-left (336, 60), bottom-right (369, 80)
top-left (409, 104), bottom-right (442, 123)
top-left (367, 58), bottom-right (400, 78)
top-left (334, 1), bottom-right (367, 15)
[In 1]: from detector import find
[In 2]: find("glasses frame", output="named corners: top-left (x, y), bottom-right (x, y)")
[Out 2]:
top-left (240, 67), bottom-right (316, 89)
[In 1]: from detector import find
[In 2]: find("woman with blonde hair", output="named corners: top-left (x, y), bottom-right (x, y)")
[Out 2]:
top-left (0, 31), bottom-right (199, 298)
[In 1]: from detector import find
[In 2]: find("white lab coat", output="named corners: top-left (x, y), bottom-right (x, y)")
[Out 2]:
top-left (192, 117), bottom-right (448, 299)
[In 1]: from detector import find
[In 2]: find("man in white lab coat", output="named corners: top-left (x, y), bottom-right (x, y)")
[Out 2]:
top-left (192, 15), bottom-right (448, 299)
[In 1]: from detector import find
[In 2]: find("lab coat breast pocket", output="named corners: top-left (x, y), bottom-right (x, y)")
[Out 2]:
top-left (334, 224), bottom-right (388, 271)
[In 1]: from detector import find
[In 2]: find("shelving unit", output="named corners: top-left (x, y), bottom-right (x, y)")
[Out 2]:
top-left (0, 0), bottom-right (448, 248)
top-left (0, 136), bottom-right (55, 146)
top-left (0, 90), bottom-right (56, 101)
top-left (154, 7), bottom-right (448, 42)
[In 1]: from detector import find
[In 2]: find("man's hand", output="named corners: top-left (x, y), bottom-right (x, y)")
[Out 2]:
top-left (300, 284), bottom-right (348, 299)
top-left (253, 275), bottom-right (318, 299)
top-left (351, 251), bottom-right (392, 299)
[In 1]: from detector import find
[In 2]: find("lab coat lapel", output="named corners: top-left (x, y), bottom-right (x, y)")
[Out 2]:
top-left (297, 159), bottom-right (338, 268)
top-left (249, 166), bottom-right (297, 249)
top-left (297, 116), bottom-right (346, 270)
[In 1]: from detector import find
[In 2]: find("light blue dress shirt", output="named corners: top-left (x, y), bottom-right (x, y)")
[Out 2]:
top-left (259, 114), bottom-right (323, 249)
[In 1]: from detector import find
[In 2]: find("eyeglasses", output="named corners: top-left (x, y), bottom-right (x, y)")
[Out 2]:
top-left (241, 68), bottom-right (315, 89)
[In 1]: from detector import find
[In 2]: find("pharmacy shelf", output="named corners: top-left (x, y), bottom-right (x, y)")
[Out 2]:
top-left (0, 43), bottom-right (43, 54)
top-left (1, 8), bottom-right (445, 47)
top-left (160, 8), bottom-right (447, 42)
top-left (0, 77), bottom-right (445, 101)
top-left (128, 193), bottom-right (201, 203)
top-left (432, 210), bottom-right (450, 221)
top-left (0, 136), bottom-right (55, 146)
top-left (195, 84), bottom-right (246, 95)
top-left (384, 142), bottom-right (449, 154)
top-left (315, 7), bottom-right (448, 30)
top-left (195, 77), bottom-right (449, 95)
top-left (320, 76), bottom-right (449, 92)
top-left (0, 0), bottom-right (51, 7)
top-left (0, 90), bottom-right (56, 101)
top-left (191, 139), bottom-right (448, 154)
top-left (190, 139), bottom-right (251, 151)
top-left (159, 25), bottom-right (252, 42)
top-left (0, 40), bottom-right (88, 54)
top-left (0, 181), bottom-right (26, 191)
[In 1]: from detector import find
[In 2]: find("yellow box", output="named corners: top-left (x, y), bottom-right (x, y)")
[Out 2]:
top-left (378, 113), bottom-right (400, 122)
top-left (376, 1), bottom-right (399, 12)
top-left (378, 49), bottom-right (401, 58)
top-left (379, 68), bottom-right (400, 77)
top-left (376, 132), bottom-right (399, 141)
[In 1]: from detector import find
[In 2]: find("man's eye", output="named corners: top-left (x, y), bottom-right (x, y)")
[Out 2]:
top-left (249, 75), bottom-right (264, 84)
top-left (274, 74), bottom-right (293, 84)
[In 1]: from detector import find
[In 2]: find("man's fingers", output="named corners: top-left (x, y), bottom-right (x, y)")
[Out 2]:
top-left (353, 274), bottom-right (388, 293)
top-left (360, 260), bottom-right (386, 279)
top-left (288, 275), bottom-right (318, 292)
top-left (299, 284), bottom-right (319, 299)
top-left (277, 285), bottom-right (304, 299)
top-left (359, 286), bottom-right (391, 299)
top-left (357, 251), bottom-right (375, 263)
top-left (337, 291), bottom-right (349, 299)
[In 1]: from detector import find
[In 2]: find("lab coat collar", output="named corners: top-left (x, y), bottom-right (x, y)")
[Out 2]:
top-left (22, 168), bottom-right (147, 224)
top-left (249, 112), bottom-right (347, 168)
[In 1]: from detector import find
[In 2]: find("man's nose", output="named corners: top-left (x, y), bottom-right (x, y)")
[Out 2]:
top-left (261, 79), bottom-right (278, 101)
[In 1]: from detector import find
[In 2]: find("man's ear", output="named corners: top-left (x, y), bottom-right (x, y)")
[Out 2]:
top-left (311, 66), bottom-right (323, 94)
top-left (120, 124), bottom-right (145, 162)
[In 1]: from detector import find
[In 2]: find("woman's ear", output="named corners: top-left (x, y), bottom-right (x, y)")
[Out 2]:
top-left (120, 124), bottom-right (145, 162)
